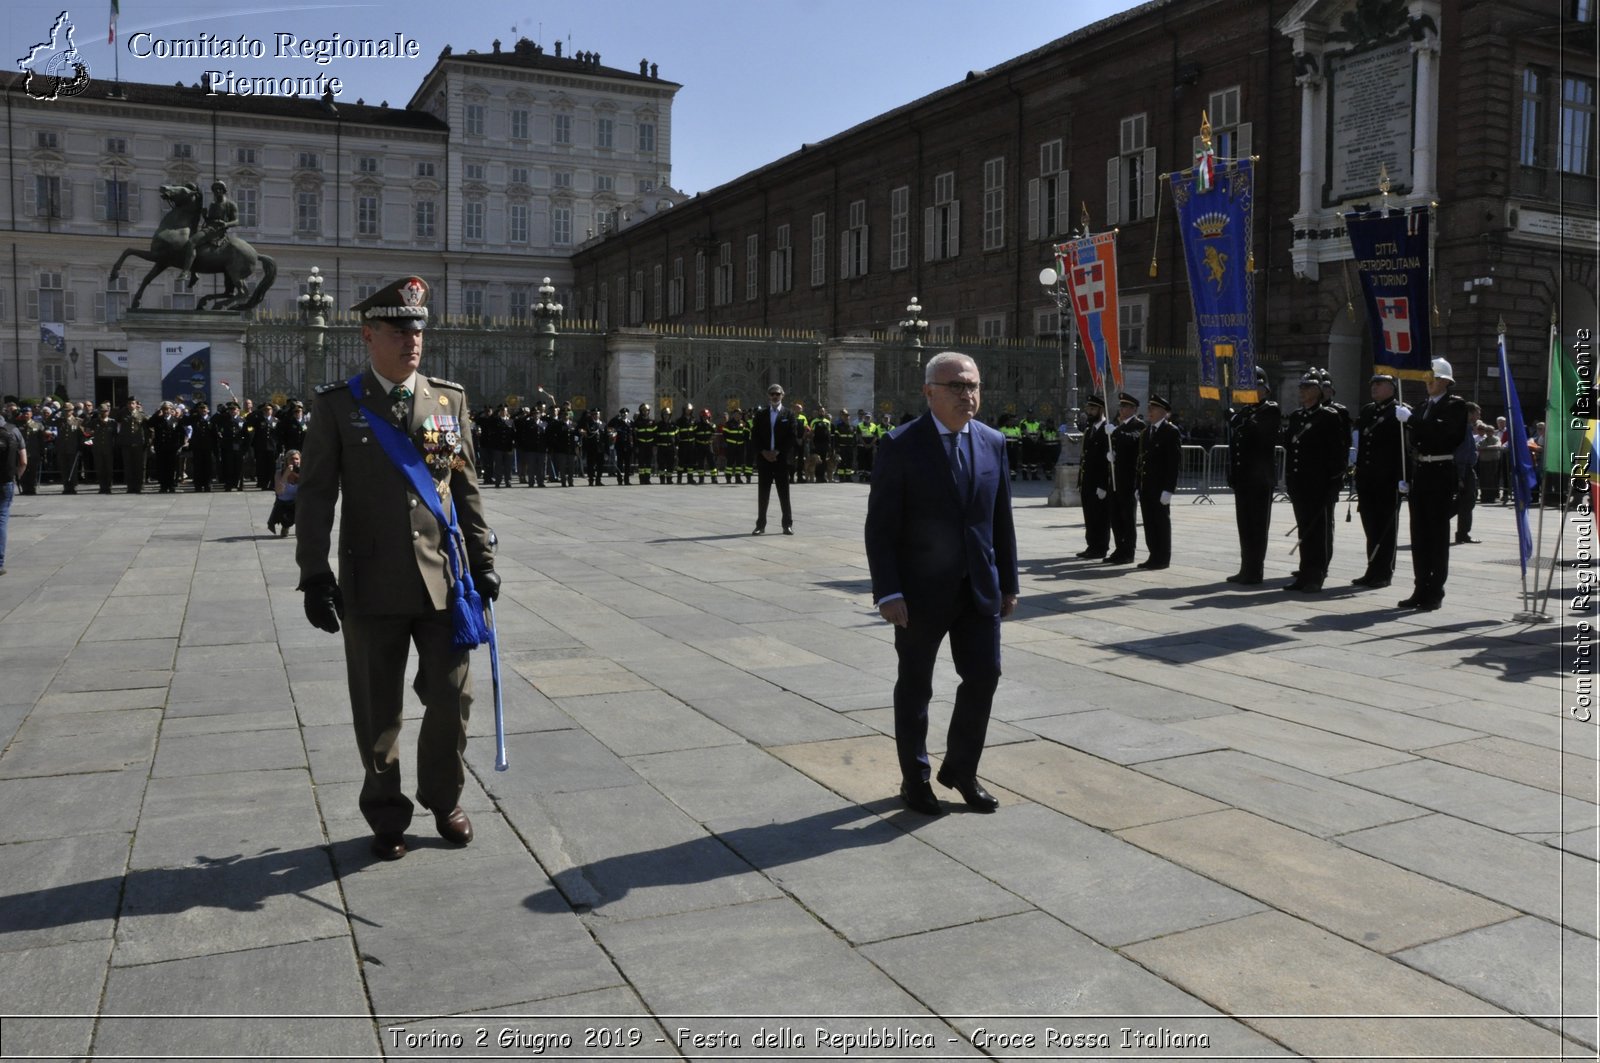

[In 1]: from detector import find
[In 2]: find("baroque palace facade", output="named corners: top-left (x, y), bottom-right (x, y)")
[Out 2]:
top-left (1, 37), bottom-right (681, 401)
top-left (572, 0), bottom-right (1597, 416)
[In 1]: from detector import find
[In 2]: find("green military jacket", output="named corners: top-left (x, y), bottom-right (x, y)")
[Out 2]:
top-left (296, 367), bottom-right (491, 616)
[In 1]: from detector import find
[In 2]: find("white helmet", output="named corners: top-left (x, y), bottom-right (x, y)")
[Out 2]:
top-left (1430, 357), bottom-right (1454, 382)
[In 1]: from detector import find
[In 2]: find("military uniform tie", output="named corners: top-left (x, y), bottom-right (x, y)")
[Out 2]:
top-left (389, 384), bottom-right (412, 425)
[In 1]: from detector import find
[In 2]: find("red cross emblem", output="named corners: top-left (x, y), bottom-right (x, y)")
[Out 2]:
top-left (1377, 297), bottom-right (1412, 355)
top-left (1072, 260), bottom-right (1106, 314)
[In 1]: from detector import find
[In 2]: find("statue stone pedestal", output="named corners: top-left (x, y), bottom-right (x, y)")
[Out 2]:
top-left (1047, 432), bottom-right (1083, 507)
top-left (821, 337), bottom-right (877, 415)
top-left (606, 328), bottom-right (658, 414)
top-left (120, 310), bottom-right (250, 408)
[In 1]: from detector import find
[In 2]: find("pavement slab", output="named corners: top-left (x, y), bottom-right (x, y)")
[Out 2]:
top-left (1393, 915), bottom-right (1599, 1048)
top-left (1137, 749), bottom-right (1429, 837)
top-left (1122, 910), bottom-right (1577, 1060)
top-left (0, 479), bottom-right (1584, 1057)
top-left (1117, 809), bottom-right (1516, 953)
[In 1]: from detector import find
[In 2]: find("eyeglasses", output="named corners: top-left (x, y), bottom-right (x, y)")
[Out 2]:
top-left (931, 381), bottom-right (981, 396)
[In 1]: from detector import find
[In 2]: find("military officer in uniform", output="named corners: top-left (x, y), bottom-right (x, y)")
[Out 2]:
top-left (1077, 395), bottom-right (1112, 559)
top-left (1399, 357), bottom-right (1468, 611)
top-left (92, 403), bottom-right (118, 493)
top-left (1352, 373), bottom-right (1406, 588)
top-left (1137, 395), bottom-right (1182, 569)
top-left (1319, 369), bottom-right (1353, 566)
top-left (1105, 392), bottom-right (1144, 564)
top-left (1281, 369), bottom-right (1347, 593)
top-left (118, 397), bottom-right (148, 492)
top-left (1226, 367), bottom-right (1280, 584)
top-left (295, 276), bottom-right (497, 861)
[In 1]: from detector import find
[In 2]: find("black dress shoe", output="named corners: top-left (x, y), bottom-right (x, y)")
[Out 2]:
top-left (751, 526), bottom-right (765, 535)
top-left (1397, 595), bottom-right (1424, 608)
top-left (782, 526), bottom-right (794, 535)
top-left (1414, 599), bottom-right (1441, 611)
top-left (935, 769), bottom-right (999, 812)
top-left (1103, 553), bottom-right (1133, 565)
top-left (898, 780), bottom-right (944, 816)
top-left (1137, 559), bottom-right (1169, 570)
top-left (371, 832), bottom-right (406, 861)
top-left (1297, 577), bottom-right (1324, 594)
top-left (1234, 574), bottom-right (1263, 585)
top-left (1075, 549), bottom-right (1100, 559)
top-left (1454, 535), bottom-right (1478, 544)
top-left (1285, 578), bottom-right (1306, 591)
top-left (1225, 572), bottom-right (1246, 583)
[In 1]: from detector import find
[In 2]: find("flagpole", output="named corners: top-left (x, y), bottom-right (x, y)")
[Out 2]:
top-left (1501, 321), bottom-right (1536, 619)
top-left (1535, 313), bottom-right (1563, 612)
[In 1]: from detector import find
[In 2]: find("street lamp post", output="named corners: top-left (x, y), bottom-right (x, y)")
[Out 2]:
top-left (296, 265), bottom-right (334, 388)
top-left (531, 276), bottom-right (564, 405)
top-left (1037, 265), bottom-right (1082, 507)
top-left (898, 295), bottom-right (928, 410)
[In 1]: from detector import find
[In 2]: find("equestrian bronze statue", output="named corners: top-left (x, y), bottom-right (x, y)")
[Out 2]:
top-left (109, 182), bottom-right (277, 312)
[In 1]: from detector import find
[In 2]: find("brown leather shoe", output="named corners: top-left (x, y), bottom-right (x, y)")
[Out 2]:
top-left (371, 832), bottom-right (407, 861)
top-left (434, 806), bottom-right (473, 845)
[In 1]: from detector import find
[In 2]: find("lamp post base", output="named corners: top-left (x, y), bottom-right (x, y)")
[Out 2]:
top-left (1048, 462), bottom-right (1083, 507)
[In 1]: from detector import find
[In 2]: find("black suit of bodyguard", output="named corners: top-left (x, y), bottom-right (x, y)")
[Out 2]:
top-left (1401, 357), bottom-right (1469, 610)
top-left (296, 277), bottom-right (498, 862)
top-left (1281, 369), bottom-right (1348, 593)
top-left (1353, 374), bottom-right (1406, 588)
top-left (1226, 369), bottom-right (1280, 584)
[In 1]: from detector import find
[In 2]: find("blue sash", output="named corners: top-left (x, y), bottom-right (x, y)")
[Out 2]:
top-left (349, 373), bottom-right (490, 650)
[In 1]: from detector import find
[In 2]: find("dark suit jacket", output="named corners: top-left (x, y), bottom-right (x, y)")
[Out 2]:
top-left (755, 405), bottom-right (797, 461)
top-left (865, 413), bottom-right (1019, 619)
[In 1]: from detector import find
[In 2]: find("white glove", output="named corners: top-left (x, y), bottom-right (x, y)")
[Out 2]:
top-left (1106, 450), bottom-right (1114, 464)
top-left (1394, 405), bottom-right (1413, 423)
top-left (1103, 420), bottom-right (1114, 436)
top-left (1398, 480), bottom-right (1409, 495)
top-left (1160, 490), bottom-right (1172, 506)
top-left (1095, 488), bottom-right (1107, 499)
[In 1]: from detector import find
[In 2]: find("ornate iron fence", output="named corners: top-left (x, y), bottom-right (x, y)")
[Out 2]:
top-left (652, 326), bottom-right (823, 414)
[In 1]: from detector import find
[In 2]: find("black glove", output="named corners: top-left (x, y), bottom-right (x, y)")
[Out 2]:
top-left (474, 568), bottom-right (501, 602)
top-left (300, 572), bottom-right (344, 633)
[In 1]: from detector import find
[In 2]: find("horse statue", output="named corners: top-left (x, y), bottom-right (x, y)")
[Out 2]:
top-left (109, 183), bottom-right (277, 312)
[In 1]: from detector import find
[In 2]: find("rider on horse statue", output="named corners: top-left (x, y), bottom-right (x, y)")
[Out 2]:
top-left (184, 180), bottom-right (239, 288)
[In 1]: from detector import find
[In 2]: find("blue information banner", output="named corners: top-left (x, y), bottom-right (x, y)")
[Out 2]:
top-left (161, 341), bottom-right (212, 406)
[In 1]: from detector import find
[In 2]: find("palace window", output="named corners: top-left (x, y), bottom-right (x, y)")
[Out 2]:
top-left (1107, 113), bottom-right (1156, 223)
top-left (769, 223), bottom-right (792, 294)
top-left (1029, 140), bottom-right (1070, 241)
top-left (890, 185), bottom-right (910, 270)
top-left (982, 158), bottom-right (1005, 251)
top-left (924, 172), bottom-right (959, 260)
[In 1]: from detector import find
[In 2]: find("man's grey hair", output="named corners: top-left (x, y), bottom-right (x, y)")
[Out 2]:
top-left (924, 351), bottom-right (976, 384)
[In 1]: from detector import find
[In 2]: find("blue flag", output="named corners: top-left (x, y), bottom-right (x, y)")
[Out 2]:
top-left (1498, 331), bottom-right (1538, 575)
top-left (1169, 158), bottom-right (1257, 402)
top-left (1345, 208), bottom-right (1434, 380)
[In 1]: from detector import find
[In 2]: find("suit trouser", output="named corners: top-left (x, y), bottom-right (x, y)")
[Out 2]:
top-left (893, 586), bottom-right (1000, 783)
top-left (95, 446), bottom-right (114, 492)
top-left (1456, 466), bottom-right (1477, 538)
top-left (1081, 485), bottom-right (1110, 555)
top-left (1139, 488), bottom-right (1172, 564)
top-left (1234, 486), bottom-right (1273, 578)
top-left (1356, 484), bottom-right (1400, 579)
top-left (1109, 485), bottom-right (1138, 556)
top-left (1290, 491), bottom-right (1331, 578)
top-left (342, 609), bottom-right (472, 835)
top-left (1409, 465), bottom-right (1457, 602)
top-left (755, 454), bottom-right (792, 529)
top-left (123, 447), bottom-right (146, 491)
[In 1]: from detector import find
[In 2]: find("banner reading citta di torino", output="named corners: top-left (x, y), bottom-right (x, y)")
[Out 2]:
top-left (1344, 207), bottom-right (1434, 381)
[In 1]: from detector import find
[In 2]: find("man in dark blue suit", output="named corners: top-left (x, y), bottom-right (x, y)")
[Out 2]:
top-left (865, 352), bottom-right (1019, 816)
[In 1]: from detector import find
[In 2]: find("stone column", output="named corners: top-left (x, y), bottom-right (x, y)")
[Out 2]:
top-left (605, 327), bottom-right (658, 414)
top-left (1410, 32), bottom-right (1439, 201)
top-left (1291, 59), bottom-right (1326, 281)
top-left (820, 337), bottom-right (877, 416)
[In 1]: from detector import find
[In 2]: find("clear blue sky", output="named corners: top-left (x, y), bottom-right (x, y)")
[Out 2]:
top-left (6, 0), bottom-right (1134, 194)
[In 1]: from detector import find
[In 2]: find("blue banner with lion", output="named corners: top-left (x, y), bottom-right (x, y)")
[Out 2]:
top-left (1169, 157), bottom-right (1257, 402)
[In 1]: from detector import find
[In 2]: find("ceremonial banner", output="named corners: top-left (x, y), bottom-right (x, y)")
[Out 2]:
top-left (1054, 232), bottom-right (1123, 395)
top-left (1169, 157), bottom-right (1257, 402)
top-left (1497, 330), bottom-right (1537, 575)
top-left (1344, 208), bottom-right (1433, 380)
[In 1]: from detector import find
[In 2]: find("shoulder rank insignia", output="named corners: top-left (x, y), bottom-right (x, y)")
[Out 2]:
top-left (426, 375), bottom-right (464, 391)
top-left (315, 381), bottom-right (349, 394)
